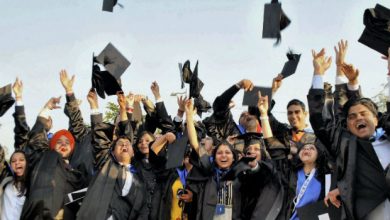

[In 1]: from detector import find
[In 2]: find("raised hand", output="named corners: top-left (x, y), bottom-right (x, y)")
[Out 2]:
top-left (184, 99), bottom-right (195, 116)
top-left (257, 91), bottom-right (269, 116)
top-left (312, 48), bottom-right (332, 75)
top-left (12, 77), bottom-right (23, 101)
top-left (334, 40), bottom-right (348, 66)
top-left (271, 74), bottom-right (283, 94)
top-left (87, 88), bottom-right (99, 109)
top-left (117, 91), bottom-right (126, 110)
top-left (177, 95), bottom-right (188, 112)
top-left (59, 69), bottom-right (75, 94)
top-left (340, 63), bottom-right (359, 85)
top-left (126, 92), bottom-right (134, 108)
top-left (150, 81), bottom-right (161, 100)
top-left (237, 79), bottom-right (254, 91)
top-left (44, 96), bottom-right (61, 110)
top-left (134, 94), bottom-right (146, 103)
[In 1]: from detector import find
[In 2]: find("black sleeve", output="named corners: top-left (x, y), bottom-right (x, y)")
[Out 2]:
top-left (64, 93), bottom-right (90, 141)
top-left (91, 113), bottom-right (112, 169)
top-left (25, 117), bottom-right (50, 167)
top-left (213, 85), bottom-right (240, 117)
top-left (155, 101), bottom-right (175, 134)
top-left (307, 88), bottom-right (341, 156)
top-left (13, 105), bottom-right (30, 151)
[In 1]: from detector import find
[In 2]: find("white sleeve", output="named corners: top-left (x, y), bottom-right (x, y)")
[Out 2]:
top-left (312, 75), bottom-right (324, 89)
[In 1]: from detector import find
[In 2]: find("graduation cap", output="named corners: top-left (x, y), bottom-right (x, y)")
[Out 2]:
top-left (297, 201), bottom-right (341, 220)
top-left (358, 4), bottom-right (390, 56)
top-left (102, 0), bottom-right (123, 12)
top-left (178, 63), bottom-right (185, 89)
top-left (0, 84), bottom-right (15, 117)
top-left (181, 60), bottom-right (204, 99)
top-left (194, 95), bottom-right (211, 118)
top-left (281, 51), bottom-right (301, 78)
top-left (165, 135), bottom-right (189, 169)
top-left (92, 43), bottom-right (130, 98)
top-left (262, 0), bottom-right (291, 45)
top-left (237, 132), bottom-right (263, 148)
top-left (242, 86), bottom-right (272, 107)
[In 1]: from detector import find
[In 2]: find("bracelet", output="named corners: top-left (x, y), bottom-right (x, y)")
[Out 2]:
top-left (260, 116), bottom-right (269, 120)
top-left (15, 96), bottom-right (22, 99)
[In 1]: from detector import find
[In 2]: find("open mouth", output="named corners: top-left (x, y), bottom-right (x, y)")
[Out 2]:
top-left (356, 122), bottom-right (367, 130)
top-left (60, 147), bottom-right (68, 153)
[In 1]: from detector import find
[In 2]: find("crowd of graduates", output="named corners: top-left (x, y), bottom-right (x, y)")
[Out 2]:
top-left (0, 40), bottom-right (390, 220)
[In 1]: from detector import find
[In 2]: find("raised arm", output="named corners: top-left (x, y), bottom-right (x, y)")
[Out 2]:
top-left (185, 99), bottom-right (200, 155)
top-left (266, 74), bottom-right (290, 135)
top-left (25, 97), bottom-right (61, 165)
top-left (213, 79), bottom-right (253, 115)
top-left (150, 132), bottom-right (176, 155)
top-left (12, 77), bottom-right (30, 150)
top-left (88, 89), bottom-right (110, 168)
top-left (307, 48), bottom-right (339, 154)
top-left (333, 40), bottom-right (362, 118)
top-left (61, 70), bottom-right (90, 140)
top-left (151, 81), bottom-right (175, 133)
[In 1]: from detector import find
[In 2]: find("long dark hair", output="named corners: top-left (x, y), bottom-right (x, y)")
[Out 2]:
top-left (10, 150), bottom-right (28, 197)
top-left (133, 131), bottom-right (155, 160)
top-left (295, 141), bottom-right (329, 178)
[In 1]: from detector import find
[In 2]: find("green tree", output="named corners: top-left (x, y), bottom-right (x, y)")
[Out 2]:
top-left (104, 101), bottom-right (119, 123)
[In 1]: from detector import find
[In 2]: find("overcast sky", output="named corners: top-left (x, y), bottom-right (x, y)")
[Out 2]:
top-left (0, 0), bottom-right (389, 158)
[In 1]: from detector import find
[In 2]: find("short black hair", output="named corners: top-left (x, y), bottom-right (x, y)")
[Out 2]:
top-left (343, 98), bottom-right (378, 118)
top-left (287, 99), bottom-right (306, 111)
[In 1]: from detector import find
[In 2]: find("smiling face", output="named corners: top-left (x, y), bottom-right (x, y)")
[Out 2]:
top-left (298, 144), bottom-right (318, 165)
top-left (347, 104), bottom-right (378, 139)
top-left (137, 133), bottom-right (154, 155)
top-left (214, 144), bottom-right (234, 169)
top-left (113, 138), bottom-right (134, 165)
top-left (11, 152), bottom-right (27, 177)
top-left (54, 135), bottom-right (73, 158)
top-left (287, 104), bottom-right (307, 130)
top-left (245, 143), bottom-right (261, 162)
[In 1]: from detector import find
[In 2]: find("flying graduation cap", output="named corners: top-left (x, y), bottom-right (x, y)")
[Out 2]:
top-left (242, 86), bottom-right (272, 107)
top-left (91, 43), bottom-right (130, 99)
top-left (181, 60), bottom-right (204, 99)
top-left (180, 60), bottom-right (210, 117)
top-left (194, 95), bottom-right (211, 118)
top-left (262, 0), bottom-right (291, 45)
top-left (0, 84), bottom-right (15, 117)
top-left (281, 51), bottom-right (301, 78)
top-left (358, 4), bottom-right (390, 56)
top-left (102, 0), bottom-right (123, 12)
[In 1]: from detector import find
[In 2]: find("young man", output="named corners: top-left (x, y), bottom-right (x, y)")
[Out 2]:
top-left (308, 47), bottom-right (390, 220)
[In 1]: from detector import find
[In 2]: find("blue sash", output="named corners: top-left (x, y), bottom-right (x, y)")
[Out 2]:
top-left (290, 168), bottom-right (322, 220)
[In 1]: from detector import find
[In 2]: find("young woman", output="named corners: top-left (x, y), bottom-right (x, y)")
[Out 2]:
top-left (0, 150), bottom-right (27, 220)
top-left (258, 92), bottom-right (328, 220)
top-left (185, 99), bottom-right (241, 220)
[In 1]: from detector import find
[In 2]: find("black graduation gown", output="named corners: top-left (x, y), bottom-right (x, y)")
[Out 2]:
top-left (76, 113), bottom-right (147, 220)
top-left (203, 85), bottom-right (241, 144)
top-left (307, 85), bottom-right (390, 219)
top-left (20, 117), bottom-right (87, 220)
